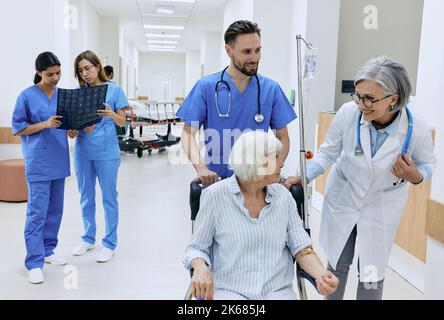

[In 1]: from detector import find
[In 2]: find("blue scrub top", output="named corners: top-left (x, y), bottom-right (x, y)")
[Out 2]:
top-left (11, 85), bottom-right (70, 182)
top-left (74, 82), bottom-right (128, 161)
top-left (176, 70), bottom-right (297, 178)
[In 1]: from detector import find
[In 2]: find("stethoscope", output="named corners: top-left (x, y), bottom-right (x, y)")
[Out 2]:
top-left (214, 66), bottom-right (264, 123)
top-left (354, 107), bottom-right (413, 156)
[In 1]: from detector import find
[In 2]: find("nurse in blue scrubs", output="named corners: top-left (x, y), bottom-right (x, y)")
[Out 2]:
top-left (12, 52), bottom-right (71, 284)
top-left (177, 20), bottom-right (296, 185)
top-left (71, 50), bottom-right (128, 263)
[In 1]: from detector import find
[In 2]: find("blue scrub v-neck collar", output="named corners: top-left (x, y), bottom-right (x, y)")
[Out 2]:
top-left (34, 84), bottom-right (57, 103)
top-left (224, 72), bottom-right (255, 97)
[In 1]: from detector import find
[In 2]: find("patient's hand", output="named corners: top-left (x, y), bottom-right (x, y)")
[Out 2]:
top-left (190, 260), bottom-right (214, 300)
top-left (316, 271), bottom-right (339, 296)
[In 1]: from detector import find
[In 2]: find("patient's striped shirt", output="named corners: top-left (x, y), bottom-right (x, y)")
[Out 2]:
top-left (184, 175), bottom-right (312, 300)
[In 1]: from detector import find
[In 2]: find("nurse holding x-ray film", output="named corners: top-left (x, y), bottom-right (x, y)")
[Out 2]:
top-left (12, 52), bottom-right (70, 284)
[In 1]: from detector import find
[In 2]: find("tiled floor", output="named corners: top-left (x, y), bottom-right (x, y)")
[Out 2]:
top-left (0, 133), bottom-right (423, 300)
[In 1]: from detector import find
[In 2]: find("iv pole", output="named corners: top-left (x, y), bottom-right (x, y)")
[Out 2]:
top-left (296, 34), bottom-right (314, 232)
top-left (294, 34), bottom-right (316, 301)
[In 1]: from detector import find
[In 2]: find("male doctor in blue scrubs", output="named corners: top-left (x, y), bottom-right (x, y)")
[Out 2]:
top-left (177, 20), bottom-right (296, 185)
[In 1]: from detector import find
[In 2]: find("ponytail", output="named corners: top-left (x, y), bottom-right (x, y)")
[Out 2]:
top-left (34, 73), bottom-right (42, 84)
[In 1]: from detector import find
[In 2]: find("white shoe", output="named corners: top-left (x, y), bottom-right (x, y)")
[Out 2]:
top-left (72, 242), bottom-right (95, 256)
top-left (44, 254), bottom-right (67, 266)
top-left (96, 247), bottom-right (114, 263)
top-left (28, 268), bottom-right (44, 284)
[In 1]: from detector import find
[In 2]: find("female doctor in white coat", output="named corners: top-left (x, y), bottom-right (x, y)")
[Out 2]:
top-left (285, 56), bottom-right (436, 300)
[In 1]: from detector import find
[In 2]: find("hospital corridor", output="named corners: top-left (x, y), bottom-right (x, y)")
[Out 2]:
top-left (1, 0), bottom-right (444, 305)
top-left (0, 138), bottom-right (425, 299)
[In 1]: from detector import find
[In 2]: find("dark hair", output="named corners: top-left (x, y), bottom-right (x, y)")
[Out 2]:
top-left (224, 20), bottom-right (261, 46)
top-left (74, 50), bottom-right (108, 87)
top-left (104, 65), bottom-right (114, 76)
top-left (34, 51), bottom-right (61, 84)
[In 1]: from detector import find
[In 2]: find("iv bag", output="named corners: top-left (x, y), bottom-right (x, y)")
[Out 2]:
top-left (303, 47), bottom-right (318, 79)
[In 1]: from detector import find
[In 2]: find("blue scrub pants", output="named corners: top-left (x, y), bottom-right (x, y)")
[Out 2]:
top-left (74, 159), bottom-right (120, 250)
top-left (24, 178), bottom-right (65, 270)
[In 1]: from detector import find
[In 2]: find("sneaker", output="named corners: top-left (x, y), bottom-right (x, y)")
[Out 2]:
top-left (72, 242), bottom-right (95, 256)
top-left (28, 268), bottom-right (44, 284)
top-left (96, 247), bottom-right (114, 263)
top-left (44, 254), bottom-right (67, 266)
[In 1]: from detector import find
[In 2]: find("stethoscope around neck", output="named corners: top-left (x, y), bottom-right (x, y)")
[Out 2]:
top-left (214, 66), bottom-right (264, 123)
top-left (354, 107), bottom-right (413, 156)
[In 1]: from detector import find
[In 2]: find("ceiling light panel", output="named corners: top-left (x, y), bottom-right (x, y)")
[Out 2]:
top-left (155, 0), bottom-right (195, 3)
top-left (145, 33), bottom-right (181, 38)
top-left (148, 45), bottom-right (176, 49)
top-left (144, 24), bottom-right (184, 30)
top-left (147, 40), bottom-right (178, 44)
top-left (156, 5), bottom-right (174, 14)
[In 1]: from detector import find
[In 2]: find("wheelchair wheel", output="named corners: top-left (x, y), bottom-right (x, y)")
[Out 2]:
top-left (137, 147), bottom-right (143, 158)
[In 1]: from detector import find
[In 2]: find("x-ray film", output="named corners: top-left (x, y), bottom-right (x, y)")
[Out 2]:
top-left (57, 85), bottom-right (108, 130)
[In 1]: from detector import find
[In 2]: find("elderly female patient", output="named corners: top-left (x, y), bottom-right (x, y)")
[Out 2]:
top-left (184, 131), bottom-right (339, 300)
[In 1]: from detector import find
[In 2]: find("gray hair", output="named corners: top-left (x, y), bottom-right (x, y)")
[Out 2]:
top-left (229, 131), bottom-right (282, 182)
top-left (355, 56), bottom-right (412, 111)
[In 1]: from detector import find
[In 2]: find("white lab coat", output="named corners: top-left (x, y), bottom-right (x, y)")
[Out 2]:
top-left (315, 101), bottom-right (436, 282)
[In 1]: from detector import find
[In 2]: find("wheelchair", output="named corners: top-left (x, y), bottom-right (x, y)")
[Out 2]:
top-left (184, 178), bottom-right (317, 300)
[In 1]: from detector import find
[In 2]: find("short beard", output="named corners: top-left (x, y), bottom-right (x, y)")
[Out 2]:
top-left (233, 59), bottom-right (258, 76)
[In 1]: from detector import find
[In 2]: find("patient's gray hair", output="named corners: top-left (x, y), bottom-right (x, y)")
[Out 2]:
top-left (229, 130), bottom-right (282, 182)
top-left (355, 56), bottom-right (412, 112)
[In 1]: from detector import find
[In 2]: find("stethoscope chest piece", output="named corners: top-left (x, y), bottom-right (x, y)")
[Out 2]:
top-left (255, 113), bottom-right (264, 123)
top-left (354, 144), bottom-right (364, 156)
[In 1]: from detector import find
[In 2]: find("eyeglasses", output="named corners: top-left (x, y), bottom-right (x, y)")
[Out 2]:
top-left (77, 64), bottom-right (96, 74)
top-left (351, 92), bottom-right (397, 109)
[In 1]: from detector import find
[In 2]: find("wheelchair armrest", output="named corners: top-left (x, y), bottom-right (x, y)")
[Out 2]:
top-left (296, 264), bottom-right (318, 290)
top-left (189, 180), bottom-right (202, 221)
top-left (288, 184), bottom-right (305, 221)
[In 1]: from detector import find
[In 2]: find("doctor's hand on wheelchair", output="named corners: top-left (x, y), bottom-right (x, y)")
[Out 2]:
top-left (190, 258), bottom-right (214, 300)
top-left (284, 176), bottom-right (302, 189)
top-left (196, 165), bottom-right (219, 186)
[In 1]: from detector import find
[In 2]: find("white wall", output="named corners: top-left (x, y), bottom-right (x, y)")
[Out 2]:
top-left (185, 50), bottom-right (201, 95)
top-left (335, 0), bottom-right (424, 108)
top-left (127, 43), bottom-right (138, 99)
top-left (138, 52), bottom-right (186, 102)
top-left (0, 0), bottom-right (70, 127)
top-left (69, 0), bottom-right (101, 87)
top-left (220, 0), bottom-right (254, 68)
top-left (415, 0), bottom-right (444, 204)
top-left (201, 32), bottom-right (222, 76)
top-left (253, 0), bottom-right (291, 88)
top-left (280, 0), bottom-right (341, 177)
top-left (285, 0), bottom-right (308, 178)
top-left (100, 17), bottom-right (120, 85)
top-left (302, 0), bottom-right (341, 151)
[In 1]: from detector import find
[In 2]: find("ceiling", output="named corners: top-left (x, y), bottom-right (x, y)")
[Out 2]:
top-left (88, 0), bottom-right (226, 53)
